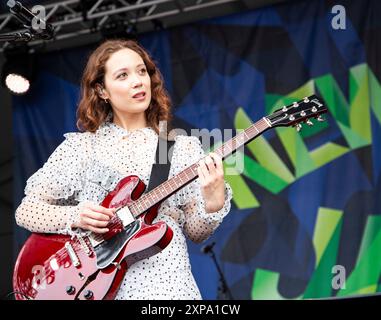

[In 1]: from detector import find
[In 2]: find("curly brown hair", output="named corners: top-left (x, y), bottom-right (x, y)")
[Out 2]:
top-left (77, 39), bottom-right (172, 134)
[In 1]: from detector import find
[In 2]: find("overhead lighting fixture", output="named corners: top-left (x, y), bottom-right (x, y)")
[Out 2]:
top-left (1, 47), bottom-right (35, 95)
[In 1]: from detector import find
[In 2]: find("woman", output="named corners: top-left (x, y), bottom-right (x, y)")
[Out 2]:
top-left (15, 39), bottom-right (232, 300)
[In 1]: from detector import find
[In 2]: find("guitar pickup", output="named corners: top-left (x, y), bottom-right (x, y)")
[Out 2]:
top-left (116, 206), bottom-right (135, 227)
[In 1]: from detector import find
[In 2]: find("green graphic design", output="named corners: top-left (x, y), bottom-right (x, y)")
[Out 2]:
top-left (226, 63), bottom-right (380, 211)
top-left (224, 63), bottom-right (381, 299)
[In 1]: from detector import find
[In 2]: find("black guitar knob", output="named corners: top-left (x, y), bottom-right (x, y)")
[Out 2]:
top-left (83, 290), bottom-right (94, 300)
top-left (66, 285), bottom-right (76, 295)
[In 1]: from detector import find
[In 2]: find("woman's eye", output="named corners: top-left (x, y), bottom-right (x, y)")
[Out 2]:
top-left (118, 72), bottom-right (128, 79)
top-left (139, 68), bottom-right (147, 75)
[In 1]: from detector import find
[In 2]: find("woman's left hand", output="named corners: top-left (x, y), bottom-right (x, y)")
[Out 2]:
top-left (197, 152), bottom-right (226, 213)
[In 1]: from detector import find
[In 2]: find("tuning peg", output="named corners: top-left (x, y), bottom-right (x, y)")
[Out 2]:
top-left (317, 115), bottom-right (325, 122)
top-left (295, 123), bottom-right (302, 132)
top-left (303, 97), bottom-right (310, 103)
top-left (305, 119), bottom-right (314, 126)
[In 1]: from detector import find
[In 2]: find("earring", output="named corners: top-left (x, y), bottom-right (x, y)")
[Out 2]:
top-left (104, 98), bottom-right (109, 104)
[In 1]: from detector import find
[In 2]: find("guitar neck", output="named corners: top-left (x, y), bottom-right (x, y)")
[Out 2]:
top-left (128, 117), bottom-right (271, 217)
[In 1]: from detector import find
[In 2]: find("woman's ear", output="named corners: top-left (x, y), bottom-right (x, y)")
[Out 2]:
top-left (95, 83), bottom-right (107, 99)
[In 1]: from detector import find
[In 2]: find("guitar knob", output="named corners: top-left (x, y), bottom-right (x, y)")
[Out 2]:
top-left (306, 119), bottom-right (313, 126)
top-left (83, 290), bottom-right (94, 300)
top-left (66, 285), bottom-right (76, 295)
top-left (295, 123), bottom-right (302, 132)
top-left (317, 115), bottom-right (325, 122)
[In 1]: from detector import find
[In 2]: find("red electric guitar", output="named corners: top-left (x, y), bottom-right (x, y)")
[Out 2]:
top-left (13, 95), bottom-right (327, 300)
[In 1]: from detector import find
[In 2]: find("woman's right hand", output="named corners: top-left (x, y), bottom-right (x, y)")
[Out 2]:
top-left (71, 202), bottom-right (116, 234)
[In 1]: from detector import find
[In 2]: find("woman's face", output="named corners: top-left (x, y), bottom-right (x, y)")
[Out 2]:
top-left (102, 48), bottom-right (152, 116)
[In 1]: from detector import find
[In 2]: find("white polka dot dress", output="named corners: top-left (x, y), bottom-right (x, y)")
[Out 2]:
top-left (15, 116), bottom-right (232, 300)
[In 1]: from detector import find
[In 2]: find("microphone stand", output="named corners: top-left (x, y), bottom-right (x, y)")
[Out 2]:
top-left (202, 242), bottom-right (234, 300)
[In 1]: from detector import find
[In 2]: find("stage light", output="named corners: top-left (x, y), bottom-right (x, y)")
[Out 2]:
top-left (1, 47), bottom-right (35, 95)
top-left (4, 73), bottom-right (30, 95)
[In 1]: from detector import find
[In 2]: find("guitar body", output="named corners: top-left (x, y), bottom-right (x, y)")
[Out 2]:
top-left (13, 175), bottom-right (173, 300)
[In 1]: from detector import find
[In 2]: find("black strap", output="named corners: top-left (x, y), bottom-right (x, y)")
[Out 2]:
top-left (146, 137), bottom-right (175, 193)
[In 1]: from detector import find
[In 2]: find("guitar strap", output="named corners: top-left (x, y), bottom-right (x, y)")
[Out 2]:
top-left (146, 136), bottom-right (175, 193)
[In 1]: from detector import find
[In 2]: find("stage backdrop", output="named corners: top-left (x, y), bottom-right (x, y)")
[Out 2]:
top-left (13, 0), bottom-right (381, 299)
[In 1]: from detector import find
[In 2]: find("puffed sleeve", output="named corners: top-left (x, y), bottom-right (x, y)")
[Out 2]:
top-left (167, 135), bottom-right (233, 243)
top-left (15, 132), bottom-right (92, 235)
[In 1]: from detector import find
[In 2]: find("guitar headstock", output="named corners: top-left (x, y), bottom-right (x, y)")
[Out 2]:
top-left (266, 95), bottom-right (327, 131)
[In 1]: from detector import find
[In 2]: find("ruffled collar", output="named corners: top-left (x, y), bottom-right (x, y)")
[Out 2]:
top-left (97, 112), bottom-right (156, 140)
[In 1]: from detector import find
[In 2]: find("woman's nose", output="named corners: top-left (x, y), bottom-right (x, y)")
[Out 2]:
top-left (131, 74), bottom-right (142, 88)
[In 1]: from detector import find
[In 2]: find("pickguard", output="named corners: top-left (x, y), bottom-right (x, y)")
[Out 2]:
top-left (94, 220), bottom-right (141, 269)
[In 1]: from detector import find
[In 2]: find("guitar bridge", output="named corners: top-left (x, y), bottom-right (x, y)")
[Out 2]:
top-left (65, 242), bottom-right (80, 267)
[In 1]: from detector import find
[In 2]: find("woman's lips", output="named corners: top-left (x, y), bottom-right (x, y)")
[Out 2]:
top-left (132, 92), bottom-right (146, 101)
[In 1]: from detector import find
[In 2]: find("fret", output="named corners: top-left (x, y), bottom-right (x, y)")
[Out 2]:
top-left (222, 143), bottom-right (231, 157)
top-left (158, 187), bottom-right (164, 198)
top-left (237, 133), bottom-right (245, 146)
top-left (163, 183), bottom-right (171, 195)
top-left (220, 144), bottom-right (227, 157)
top-left (137, 202), bottom-right (144, 213)
top-left (231, 139), bottom-right (237, 150)
top-left (128, 204), bottom-right (135, 216)
top-left (191, 166), bottom-right (197, 177)
top-left (183, 169), bottom-right (191, 181)
top-left (139, 202), bottom-right (145, 212)
top-left (168, 180), bottom-right (175, 190)
top-left (252, 123), bottom-right (260, 133)
top-left (184, 169), bottom-right (190, 180)
top-left (130, 204), bottom-right (138, 218)
top-left (189, 166), bottom-right (197, 177)
top-left (177, 172), bottom-right (184, 182)
top-left (244, 130), bottom-right (250, 141)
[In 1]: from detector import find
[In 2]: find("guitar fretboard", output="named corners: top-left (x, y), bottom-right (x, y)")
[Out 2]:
top-left (128, 117), bottom-right (271, 217)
